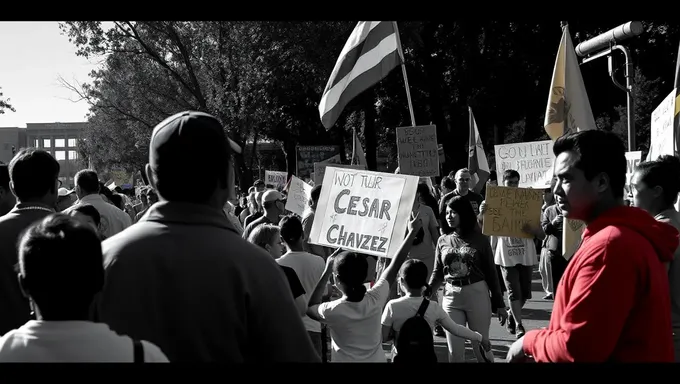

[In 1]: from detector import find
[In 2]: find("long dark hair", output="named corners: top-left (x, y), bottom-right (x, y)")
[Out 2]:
top-left (417, 182), bottom-right (439, 215)
top-left (446, 196), bottom-right (478, 236)
top-left (635, 155), bottom-right (680, 207)
top-left (333, 251), bottom-right (368, 302)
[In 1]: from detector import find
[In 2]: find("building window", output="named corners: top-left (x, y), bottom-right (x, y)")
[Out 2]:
top-left (55, 139), bottom-right (65, 148)
top-left (43, 139), bottom-right (51, 148)
top-left (68, 138), bottom-right (77, 147)
top-left (55, 151), bottom-right (66, 161)
top-left (68, 150), bottom-right (78, 160)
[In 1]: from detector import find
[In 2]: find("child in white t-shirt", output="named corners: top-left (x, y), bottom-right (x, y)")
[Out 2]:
top-left (381, 259), bottom-right (492, 360)
top-left (307, 213), bottom-right (423, 362)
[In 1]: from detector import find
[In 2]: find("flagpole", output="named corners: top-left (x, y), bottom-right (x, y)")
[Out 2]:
top-left (393, 21), bottom-right (416, 127)
top-left (351, 127), bottom-right (357, 165)
top-left (468, 106), bottom-right (473, 170)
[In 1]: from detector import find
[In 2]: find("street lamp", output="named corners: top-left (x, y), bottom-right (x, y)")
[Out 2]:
top-left (575, 21), bottom-right (644, 151)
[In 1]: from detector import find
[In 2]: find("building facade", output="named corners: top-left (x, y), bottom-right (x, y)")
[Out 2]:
top-left (0, 122), bottom-right (87, 188)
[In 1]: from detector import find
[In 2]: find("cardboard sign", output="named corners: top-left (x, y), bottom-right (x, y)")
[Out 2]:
top-left (296, 145), bottom-right (341, 182)
top-left (482, 185), bottom-right (543, 239)
top-left (265, 170), bottom-right (288, 190)
top-left (309, 167), bottom-right (419, 258)
top-left (285, 176), bottom-right (313, 217)
top-left (648, 88), bottom-right (677, 161)
top-left (313, 163), bottom-right (366, 186)
top-left (494, 140), bottom-right (554, 189)
top-left (396, 125), bottom-right (440, 177)
top-left (562, 218), bottom-right (585, 261)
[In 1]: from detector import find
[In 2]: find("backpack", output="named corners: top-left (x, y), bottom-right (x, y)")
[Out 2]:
top-left (393, 298), bottom-right (437, 363)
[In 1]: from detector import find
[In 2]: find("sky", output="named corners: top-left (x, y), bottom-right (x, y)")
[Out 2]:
top-left (0, 22), bottom-right (111, 128)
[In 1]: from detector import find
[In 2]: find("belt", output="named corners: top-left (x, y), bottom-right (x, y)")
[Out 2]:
top-left (448, 276), bottom-right (482, 287)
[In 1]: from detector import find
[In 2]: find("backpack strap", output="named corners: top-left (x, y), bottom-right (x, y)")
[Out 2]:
top-left (133, 339), bottom-right (144, 363)
top-left (416, 298), bottom-right (430, 317)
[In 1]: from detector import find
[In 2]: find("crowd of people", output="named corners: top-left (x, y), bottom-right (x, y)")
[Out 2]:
top-left (0, 110), bottom-right (678, 362)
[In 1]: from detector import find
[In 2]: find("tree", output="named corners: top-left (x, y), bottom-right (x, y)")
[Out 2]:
top-left (0, 87), bottom-right (15, 114)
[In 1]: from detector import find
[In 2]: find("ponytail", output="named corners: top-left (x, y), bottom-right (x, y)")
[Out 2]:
top-left (345, 284), bottom-right (367, 302)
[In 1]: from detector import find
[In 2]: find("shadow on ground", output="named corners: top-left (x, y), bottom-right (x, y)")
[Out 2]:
top-left (523, 307), bottom-right (552, 321)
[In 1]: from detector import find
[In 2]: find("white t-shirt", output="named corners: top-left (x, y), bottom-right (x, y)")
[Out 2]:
top-left (0, 320), bottom-right (169, 362)
top-left (492, 236), bottom-right (538, 267)
top-left (277, 251), bottom-right (326, 333)
top-left (313, 278), bottom-right (391, 362)
top-left (381, 296), bottom-right (482, 357)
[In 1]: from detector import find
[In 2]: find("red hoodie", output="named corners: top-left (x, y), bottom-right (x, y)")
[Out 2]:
top-left (523, 206), bottom-right (678, 362)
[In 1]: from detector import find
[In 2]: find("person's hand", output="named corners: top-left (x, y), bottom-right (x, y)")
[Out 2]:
top-left (506, 337), bottom-right (529, 363)
top-left (325, 248), bottom-right (343, 270)
top-left (552, 214), bottom-right (564, 227)
top-left (479, 201), bottom-right (487, 215)
top-left (480, 336), bottom-right (492, 352)
top-left (408, 211), bottom-right (423, 234)
top-left (497, 307), bottom-right (508, 325)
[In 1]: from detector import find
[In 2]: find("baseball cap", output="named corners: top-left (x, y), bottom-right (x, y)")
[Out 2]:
top-left (58, 187), bottom-right (74, 197)
top-left (262, 190), bottom-right (286, 204)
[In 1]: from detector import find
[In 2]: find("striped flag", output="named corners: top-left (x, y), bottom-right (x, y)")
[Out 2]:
top-left (319, 21), bottom-right (402, 130)
top-left (544, 25), bottom-right (596, 140)
top-left (468, 107), bottom-right (490, 194)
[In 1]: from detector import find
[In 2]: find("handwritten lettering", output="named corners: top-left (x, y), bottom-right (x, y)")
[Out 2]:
top-left (396, 125), bottom-right (439, 177)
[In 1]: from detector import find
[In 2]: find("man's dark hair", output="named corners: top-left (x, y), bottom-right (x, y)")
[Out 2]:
top-left (98, 182), bottom-right (114, 201)
top-left (440, 176), bottom-right (455, 191)
top-left (279, 215), bottom-right (303, 244)
top-left (553, 130), bottom-right (626, 199)
top-left (0, 164), bottom-right (9, 190)
top-left (18, 214), bottom-right (104, 319)
top-left (310, 185), bottom-right (322, 205)
top-left (636, 155), bottom-right (680, 206)
top-left (75, 170), bottom-right (100, 195)
top-left (254, 179), bottom-right (265, 187)
top-left (489, 170), bottom-right (497, 182)
top-left (503, 169), bottom-right (520, 182)
top-left (8, 148), bottom-right (60, 202)
top-left (72, 203), bottom-right (101, 227)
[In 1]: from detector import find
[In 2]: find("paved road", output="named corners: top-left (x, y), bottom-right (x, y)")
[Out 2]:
top-left (384, 267), bottom-right (553, 362)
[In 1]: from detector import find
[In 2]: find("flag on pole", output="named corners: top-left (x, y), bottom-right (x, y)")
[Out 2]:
top-left (544, 25), bottom-right (596, 140)
top-left (352, 129), bottom-right (367, 166)
top-left (319, 21), bottom-right (402, 130)
top-left (468, 107), bottom-right (490, 194)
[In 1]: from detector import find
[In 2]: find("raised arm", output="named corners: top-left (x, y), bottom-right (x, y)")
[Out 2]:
top-left (379, 212), bottom-right (423, 288)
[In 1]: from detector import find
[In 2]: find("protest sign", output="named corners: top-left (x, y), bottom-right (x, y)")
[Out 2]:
top-left (624, 151), bottom-right (642, 196)
top-left (647, 88), bottom-right (677, 161)
top-left (563, 218), bottom-right (585, 261)
top-left (265, 170), bottom-right (288, 190)
top-left (313, 163), bottom-right (366, 185)
top-left (494, 140), bottom-right (554, 189)
top-left (296, 145), bottom-right (341, 182)
top-left (482, 185), bottom-right (543, 239)
top-left (285, 176), bottom-right (313, 217)
top-left (309, 167), bottom-right (419, 258)
top-left (396, 125), bottom-right (440, 177)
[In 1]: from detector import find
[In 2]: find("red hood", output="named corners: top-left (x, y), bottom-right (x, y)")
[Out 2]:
top-left (583, 206), bottom-right (679, 263)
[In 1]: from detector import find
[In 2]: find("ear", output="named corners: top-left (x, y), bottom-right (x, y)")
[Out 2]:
top-left (17, 274), bottom-right (29, 299)
top-left (652, 185), bottom-right (665, 199)
top-left (595, 172), bottom-right (610, 194)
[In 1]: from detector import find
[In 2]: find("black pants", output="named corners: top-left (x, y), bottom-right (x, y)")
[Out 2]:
top-left (549, 252), bottom-right (568, 298)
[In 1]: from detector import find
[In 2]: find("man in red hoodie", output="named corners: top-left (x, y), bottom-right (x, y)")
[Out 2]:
top-left (507, 130), bottom-right (678, 363)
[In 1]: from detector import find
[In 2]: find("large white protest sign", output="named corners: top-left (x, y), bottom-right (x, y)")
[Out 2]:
top-left (495, 140), bottom-right (554, 189)
top-left (647, 89), bottom-right (677, 161)
top-left (285, 176), bottom-right (313, 217)
top-left (313, 163), bottom-right (366, 185)
top-left (309, 168), bottom-right (419, 258)
top-left (265, 170), bottom-right (288, 190)
top-left (624, 151), bottom-right (642, 196)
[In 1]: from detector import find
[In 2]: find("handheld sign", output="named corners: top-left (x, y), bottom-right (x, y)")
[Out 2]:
top-left (296, 145), bottom-right (341, 182)
top-left (482, 185), bottom-right (543, 239)
top-left (495, 140), bottom-right (554, 189)
top-left (285, 176), bottom-right (313, 217)
top-left (396, 125), bottom-right (440, 177)
top-left (647, 88), bottom-right (677, 161)
top-left (624, 151), bottom-right (642, 196)
top-left (309, 167), bottom-right (419, 258)
top-left (265, 170), bottom-right (288, 190)
top-left (313, 163), bottom-right (366, 186)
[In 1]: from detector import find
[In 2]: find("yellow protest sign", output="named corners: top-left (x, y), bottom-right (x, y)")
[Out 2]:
top-left (482, 185), bottom-right (543, 239)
